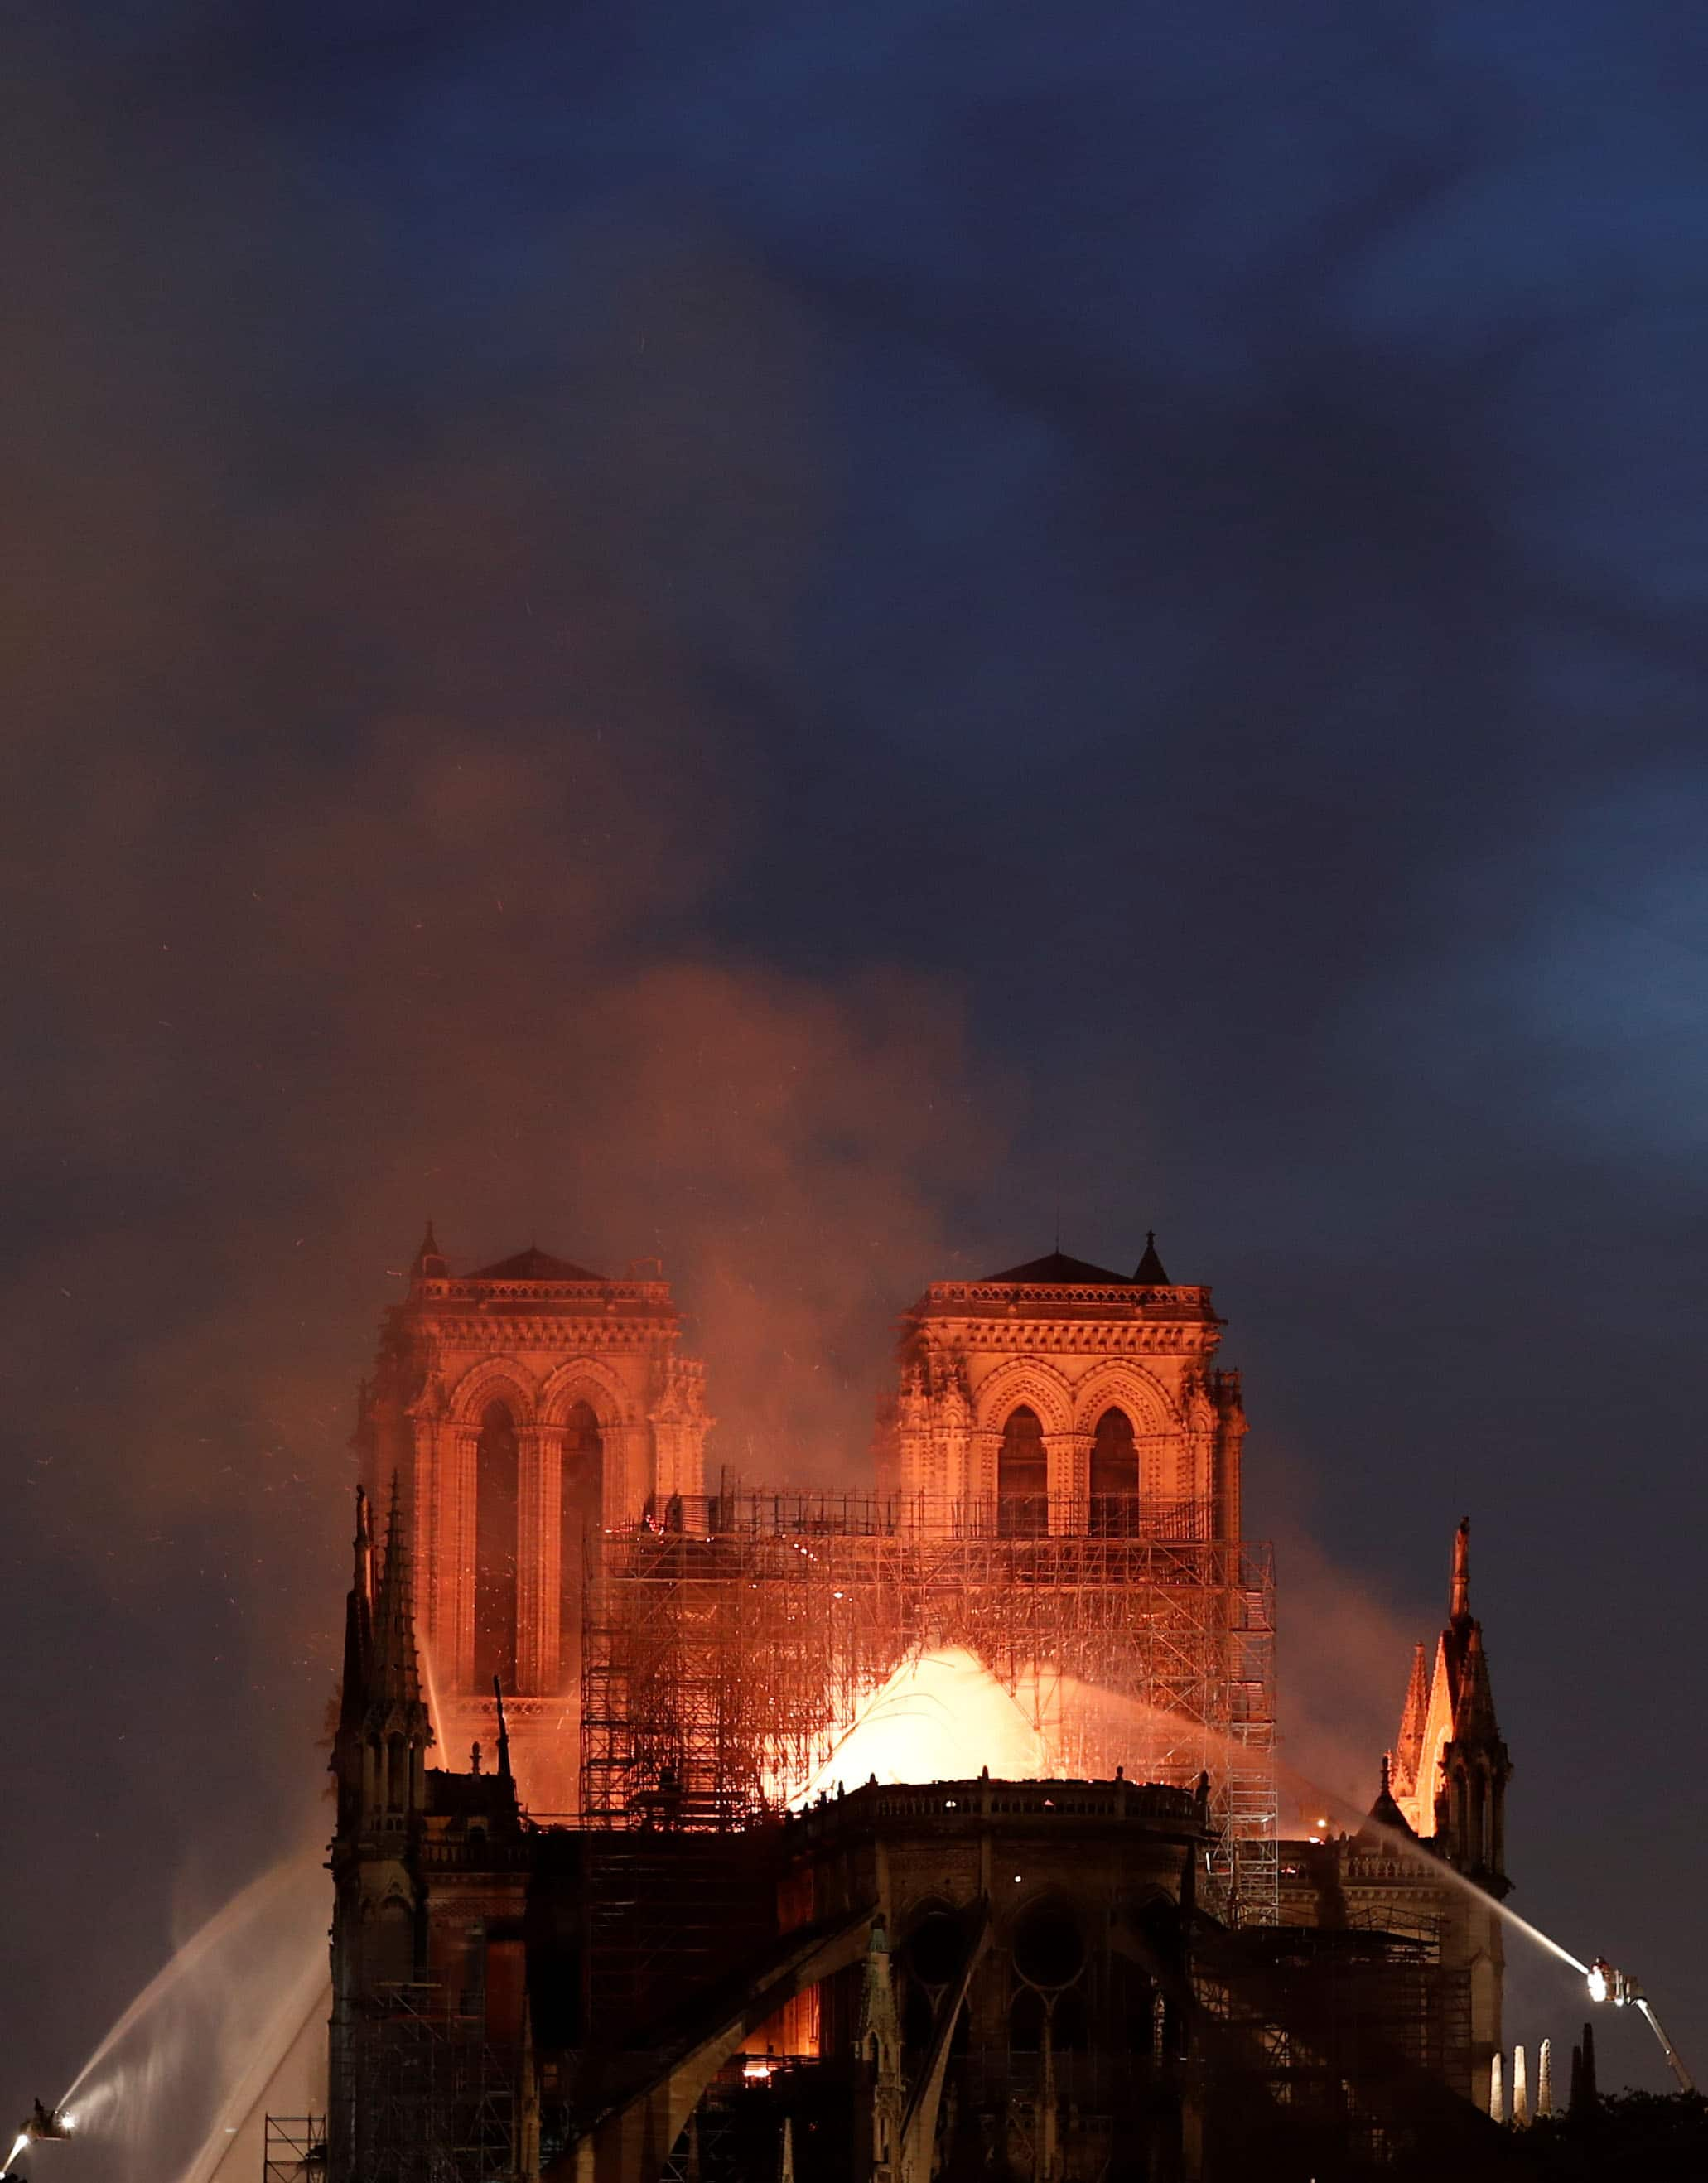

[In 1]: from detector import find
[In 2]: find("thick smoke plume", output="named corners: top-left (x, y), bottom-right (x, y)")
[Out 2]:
top-left (2, 135), bottom-right (1006, 2117)
top-left (7, 0), bottom-right (1708, 2118)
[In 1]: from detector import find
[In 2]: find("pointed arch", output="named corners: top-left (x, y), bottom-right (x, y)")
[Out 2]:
top-left (446, 1356), bottom-right (538, 1426)
top-left (1088, 1408), bottom-right (1138, 1533)
top-left (971, 1359), bottom-right (1074, 1438)
top-left (1069, 1360), bottom-right (1176, 1438)
top-left (1074, 1361), bottom-right (1180, 1523)
top-left (996, 1406), bottom-right (1048, 1537)
top-left (536, 1355), bottom-right (641, 1428)
top-left (535, 1359), bottom-right (637, 1692)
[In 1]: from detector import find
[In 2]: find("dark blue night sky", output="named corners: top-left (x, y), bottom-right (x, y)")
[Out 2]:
top-left (5, 0), bottom-right (1707, 2134)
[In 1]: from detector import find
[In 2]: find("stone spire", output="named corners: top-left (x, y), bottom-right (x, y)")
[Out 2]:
top-left (1363, 1751), bottom-right (1415, 1842)
top-left (1450, 1514), bottom-right (1471, 1625)
top-left (409, 1219), bottom-right (449, 1282)
top-left (1133, 1229), bottom-right (1170, 1283)
top-left (1391, 1640), bottom-right (1430, 1799)
top-left (351, 1477), bottom-right (434, 1833)
top-left (858, 1915), bottom-right (902, 2058)
top-left (1435, 1517), bottom-right (1511, 1889)
top-left (493, 1674), bottom-right (514, 1787)
top-left (369, 1475), bottom-right (432, 1743)
top-left (337, 1485), bottom-right (374, 1736)
top-left (857, 1916), bottom-right (903, 2183)
top-left (1455, 1621), bottom-right (1502, 1744)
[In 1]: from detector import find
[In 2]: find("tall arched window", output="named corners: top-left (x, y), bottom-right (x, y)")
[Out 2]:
top-left (558, 1401), bottom-right (603, 1692)
top-left (1089, 1408), bottom-right (1138, 1534)
top-left (997, 1405), bottom-right (1048, 1537)
top-left (474, 1400), bottom-right (519, 1688)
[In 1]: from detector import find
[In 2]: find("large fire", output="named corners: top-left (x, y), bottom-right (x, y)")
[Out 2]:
top-left (785, 1646), bottom-right (1218, 1804)
top-left (789, 1649), bottom-right (1048, 1801)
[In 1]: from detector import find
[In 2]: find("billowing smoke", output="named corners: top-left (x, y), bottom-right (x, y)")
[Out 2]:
top-left (8, 0), bottom-right (1706, 2122)
top-left (1269, 1520), bottom-right (1426, 1819)
top-left (0, 133), bottom-right (1009, 2120)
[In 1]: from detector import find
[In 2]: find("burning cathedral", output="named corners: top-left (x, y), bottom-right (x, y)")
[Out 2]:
top-left (316, 1230), bottom-right (1513, 2183)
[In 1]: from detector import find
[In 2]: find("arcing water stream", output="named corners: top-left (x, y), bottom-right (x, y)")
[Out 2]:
top-left (13, 1649), bottom-right (1612, 2177)
top-left (1307, 1784), bottom-right (1590, 1977)
top-left (60, 1860), bottom-right (307, 2117)
top-left (792, 1645), bottom-right (1599, 1987)
top-left (17, 1645), bottom-right (452, 2181)
top-left (17, 1846), bottom-right (328, 2183)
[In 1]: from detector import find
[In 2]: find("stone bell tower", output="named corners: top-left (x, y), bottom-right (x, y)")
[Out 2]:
top-left (353, 1225), bottom-right (712, 1806)
top-left (876, 1235), bottom-right (1245, 1541)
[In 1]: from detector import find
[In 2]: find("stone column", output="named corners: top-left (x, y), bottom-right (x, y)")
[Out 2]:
top-left (1047, 1432), bottom-right (1089, 1535)
top-left (1215, 1413), bottom-right (1245, 1543)
top-left (1193, 1429), bottom-right (1217, 1503)
top-left (933, 1370), bottom-right (972, 1530)
top-left (651, 1359), bottom-right (711, 1503)
top-left (633, 1421), bottom-right (656, 1521)
top-left (599, 1422), bottom-right (649, 1524)
top-left (940, 1417), bottom-right (971, 1519)
top-left (446, 1427), bottom-right (479, 1692)
top-left (967, 1430), bottom-right (1000, 1533)
top-left (409, 1420), bottom-right (439, 1656)
top-left (895, 1374), bottom-right (930, 1504)
top-left (515, 1425), bottom-right (558, 1696)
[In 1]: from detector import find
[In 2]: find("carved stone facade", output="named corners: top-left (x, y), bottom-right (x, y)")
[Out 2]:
top-left (876, 1242), bottom-right (1247, 1541)
top-left (1390, 1519), bottom-right (1513, 1876)
top-left (1277, 1520), bottom-right (1513, 2108)
top-left (326, 1226), bottom-right (1515, 2165)
top-left (353, 1227), bottom-right (711, 1804)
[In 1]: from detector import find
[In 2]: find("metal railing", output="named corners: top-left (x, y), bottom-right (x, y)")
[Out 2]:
top-left (632, 1488), bottom-right (1217, 1543)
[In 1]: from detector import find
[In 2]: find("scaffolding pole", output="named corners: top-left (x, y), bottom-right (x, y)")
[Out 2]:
top-left (331, 1985), bottom-right (522, 2183)
top-left (581, 1495), bottom-right (1276, 1925)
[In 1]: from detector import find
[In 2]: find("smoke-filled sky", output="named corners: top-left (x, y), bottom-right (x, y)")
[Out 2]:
top-left (5, 0), bottom-right (1706, 2128)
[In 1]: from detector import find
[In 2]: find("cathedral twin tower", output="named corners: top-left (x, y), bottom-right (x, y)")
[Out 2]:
top-left (345, 1219), bottom-right (1513, 2103)
top-left (352, 1223), bottom-right (1503, 1886)
top-left (353, 1229), bottom-right (711, 1785)
top-left (353, 1228), bottom-right (1246, 1792)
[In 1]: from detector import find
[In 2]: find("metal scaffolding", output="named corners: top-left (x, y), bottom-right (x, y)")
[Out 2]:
top-left (263, 2116), bottom-right (326, 2183)
top-left (1192, 1926), bottom-right (1474, 2161)
top-left (581, 1491), bottom-right (1276, 1924)
top-left (331, 1987), bottom-right (523, 2183)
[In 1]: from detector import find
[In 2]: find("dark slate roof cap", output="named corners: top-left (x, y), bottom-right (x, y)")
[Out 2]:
top-left (466, 1245), bottom-right (606, 1282)
top-left (982, 1250), bottom-right (1135, 1286)
top-left (1133, 1231), bottom-right (1170, 1283)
